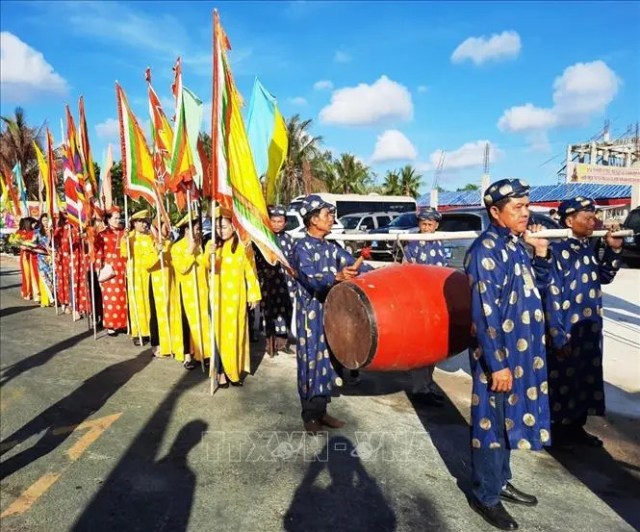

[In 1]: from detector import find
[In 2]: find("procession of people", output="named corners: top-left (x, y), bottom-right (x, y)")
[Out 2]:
top-left (8, 180), bottom-right (625, 531)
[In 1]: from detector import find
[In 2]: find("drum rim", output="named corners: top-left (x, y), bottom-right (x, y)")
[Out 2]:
top-left (344, 281), bottom-right (378, 369)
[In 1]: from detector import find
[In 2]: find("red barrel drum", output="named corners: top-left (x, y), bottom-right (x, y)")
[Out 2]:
top-left (323, 264), bottom-right (471, 371)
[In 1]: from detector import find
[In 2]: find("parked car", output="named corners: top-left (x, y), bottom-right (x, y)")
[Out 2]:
top-left (367, 211), bottom-right (419, 261)
top-left (621, 207), bottom-right (640, 268)
top-left (339, 211), bottom-right (399, 256)
top-left (285, 209), bottom-right (346, 247)
top-left (436, 207), bottom-right (561, 270)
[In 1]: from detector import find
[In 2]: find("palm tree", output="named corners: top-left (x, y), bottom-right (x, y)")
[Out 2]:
top-left (279, 115), bottom-right (324, 203)
top-left (0, 107), bottom-right (45, 200)
top-left (329, 153), bottom-right (371, 194)
top-left (397, 165), bottom-right (422, 198)
top-left (382, 170), bottom-right (402, 195)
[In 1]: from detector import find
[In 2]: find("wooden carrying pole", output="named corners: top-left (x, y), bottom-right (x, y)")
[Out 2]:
top-left (186, 188), bottom-right (205, 373)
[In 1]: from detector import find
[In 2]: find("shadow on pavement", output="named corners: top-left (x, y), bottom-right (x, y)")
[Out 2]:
top-left (283, 435), bottom-right (398, 532)
top-left (0, 329), bottom-right (94, 386)
top-left (0, 269), bottom-right (20, 276)
top-left (0, 283), bottom-right (21, 291)
top-left (71, 369), bottom-right (206, 531)
top-left (0, 305), bottom-right (37, 319)
top-left (0, 351), bottom-right (152, 480)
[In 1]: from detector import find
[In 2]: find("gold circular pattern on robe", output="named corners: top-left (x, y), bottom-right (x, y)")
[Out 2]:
top-left (489, 396), bottom-right (496, 408)
top-left (514, 365), bottom-right (524, 378)
top-left (581, 273), bottom-right (589, 283)
top-left (570, 313), bottom-right (580, 324)
top-left (550, 285), bottom-right (560, 296)
top-left (583, 256), bottom-right (590, 265)
top-left (309, 360), bottom-right (316, 369)
top-left (583, 308), bottom-right (592, 318)
top-left (502, 319), bottom-right (515, 333)
top-left (521, 311), bottom-right (530, 325)
top-left (553, 301), bottom-right (561, 311)
top-left (483, 303), bottom-right (493, 316)
top-left (505, 418), bottom-right (515, 431)
top-left (479, 372), bottom-right (489, 384)
top-left (516, 338), bottom-right (528, 352)
top-left (534, 309), bottom-right (543, 322)
top-left (494, 349), bottom-right (506, 362)
top-left (471, 393), bottom-right (480, 406)
top-left (540, 381), bottom-right (548, 394)
top-left (482, 238), bottom-right (496, 250)
top-left (499, 184), bottom-right (514, 196)
top-left (591, 271), bottom-right (597, 281)
top-left (489, 442), bottom-right (501, 449)
top-left (550, 327), bottom-right (559, 337)
top-left (575, 260), bottom-right (581, 270)
top-left (562, 300), bottom-right (570, 310)
top-left (481, 257), bottom-right (496, 271)
top-left (523, 413), bottom-right (536, 427)
top-left (487, 327), bottom-right (498, 340)
top-left (514, 263), bottom-right (522, 276)
top-left (479, 418), bottom-right (492, 430)
top-left (316, 350), bottom-right (324, 361)
top-left (508, 393), bottom-right (519, 406)
top-left (533, 356), bottom-right (544, 370)
top-left (472, 438), bottom-right (481, 448)
top-left (472, 347), bottom-right (482, 360)
top-left (477, 281), bottom-right (487, 294)
top-left (509, 291), bottom-right (518, 305)
top-left (562, 250), bottom-right (570, 260)
top-left (308, 310), bottom-right (316, 320)
top-left (527, 387), bottom-right (538, 400)
top-left (589, 288), bottom-right (596, 298)
top-left (540, 429), bottom-right (550, 443)
top-left (575, 293), bottom-right (583, 304)
top-left (570, 280), bottom-right (577, 290)
top-left (299, 337), bottom-right (306, 346)
top-left (518, 439), bottom-right (532, 450)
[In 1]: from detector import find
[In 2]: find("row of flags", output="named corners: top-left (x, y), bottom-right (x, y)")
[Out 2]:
top-left (1, 11), bottom-right (291, 268)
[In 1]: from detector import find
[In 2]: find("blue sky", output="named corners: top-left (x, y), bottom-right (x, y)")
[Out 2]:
top-left (1, 0), bottom-right (639, 194)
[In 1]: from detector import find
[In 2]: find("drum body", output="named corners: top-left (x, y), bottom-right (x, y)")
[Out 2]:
top-left (323, 264), bottom-right (471, 371)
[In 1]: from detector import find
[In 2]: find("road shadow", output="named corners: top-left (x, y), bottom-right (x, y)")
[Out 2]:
top-left (0, 305), bottom-right (37, 319)
top-left (283, 435), bottom-right (397, 532)
top-left (0, 269), bottom-right (20, 277)
top-left (71, 370), bottom-right (206, 531)
top-left (0, 351), bottom-right (152, 480)
top-left (0, 329), bottom-right (94, 386)
top-left (0, 283), bottom-right (21, 291)
top-left (546, 440), bottom-right (640, 530)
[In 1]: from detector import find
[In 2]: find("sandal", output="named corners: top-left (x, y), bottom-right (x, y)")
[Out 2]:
top-left (183, 359), bottom-right (196, 370)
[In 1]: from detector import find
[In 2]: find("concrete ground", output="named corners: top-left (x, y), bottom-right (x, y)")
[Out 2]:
top-left (0, 256), bottom-right (638, 532)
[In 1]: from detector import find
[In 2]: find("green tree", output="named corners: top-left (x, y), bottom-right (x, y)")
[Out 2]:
top-left (397, 165), bottom-right (422, 198)
top-left (279, 114), bottom-right (324, 203)
top-left (326, 153), bottom-right (371, 194)
top-left (456, 183), bottom-right (479, 192)
top-left (382, 170), bottom-right (402, 195)
top-left (0, 107), bottom-right (45, 200)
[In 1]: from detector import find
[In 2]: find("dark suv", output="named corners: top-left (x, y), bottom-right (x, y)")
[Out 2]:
top-left (622, 207), bottom-right (640, 268)
top-left (367, 212), bottom-right (418, 261)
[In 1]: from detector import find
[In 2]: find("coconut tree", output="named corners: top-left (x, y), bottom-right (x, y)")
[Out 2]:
top-left (0, 107), bottom-right (45, 200)
top-left (397, 164), bottom-right (423, 198)
top-left (329, 153), bottom-right (371, 194)
top-left (382, 170), bottom-right (402, 195)
top-left (278, 114), bottom-right (324, 203)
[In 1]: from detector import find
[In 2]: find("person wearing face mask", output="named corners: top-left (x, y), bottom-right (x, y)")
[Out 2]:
top-left (403, 206), bottom-right (448, 407)
top-left (465, 179), bottom-right (553, 531)
top-left (95, 206), bottom-right (128, 336)
top-left (254, 204), bottom-right (296, 358)
top-left (543, 197), bottom-right (623, 450)
top-left (121, 210), bottom-right (152, 346)
top-left (209, 206), bottom-right (261, 386)
top-left (171, 213), bottom-right (212, 370)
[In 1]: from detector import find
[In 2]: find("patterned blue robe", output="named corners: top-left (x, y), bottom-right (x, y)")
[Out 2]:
top-left (403, 239), bottom-right (447, 266)
top-left (292, 234), bottom-right (373, 400)
top-left (544, 238), bottom-right (621, 424)
top-left (464, 224), bottom-right (552, 451)
top-left (35, 232), bottom-right (55, 300)
top-left (255, 232), bottom-right (295, 337)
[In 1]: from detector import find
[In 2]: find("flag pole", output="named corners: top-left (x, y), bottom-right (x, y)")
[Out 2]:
top-left (68, 227), bottom-right (77, 320)
top-left (124, 195), bottom-right (144, 346)
top-left (89, 255), bottom-right (98, 340)
top-left (209, 200), bottom-right (218, 395)
top-left (186, 187), bottom-right (205, 373)
top-left (124, 194), bottom-right (131, 336)
top-left (155, 195), bottom-right (172, 355)
top-left (51, 224), bottom-right (59, 315)
top-left (81, 230), bottom-right (92, 330)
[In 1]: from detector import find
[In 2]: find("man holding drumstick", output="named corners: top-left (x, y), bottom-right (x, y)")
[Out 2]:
top-left (291, 195), bottom-right (373, 434)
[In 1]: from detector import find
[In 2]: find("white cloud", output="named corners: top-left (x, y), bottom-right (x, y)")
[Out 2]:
top-left (319, 75), bottom-right (413, 126)
top-left (288, 96), bottom-right (308, 106)
top-left (429, 141), bottom-right (504, 170)
top-left (371, 130), bottom-right (418, 163)
top-left (313, 80), bottom-right (333, 91)
top-left (0, 32), bottom-right (69, 102)
top-left (95, 118), bottom-right (120, 141)
top-left (451, 30), bottom-right (521, 66)
top-left (334, 50), bottom-right (351, 63)
top-left (417, 85), bottom-right (429, 93)
top-left (498, 60), bottom-right (621, 134)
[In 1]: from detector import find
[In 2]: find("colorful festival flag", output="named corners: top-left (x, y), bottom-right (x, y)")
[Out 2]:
top-left (100, 144), bottom-right (114, 210)
top-left (246, 78), bottom-right (288, 204)
top-left (146, 68), bottom-right (174, 185)
top-left (78, 96), bottom-right (97, 195)
top-left (211, 11), bottom-right (289, 267)
top-left (12, 162), bottom-right (29, 216)
top-left (115, 83), bottom-right (156, 204)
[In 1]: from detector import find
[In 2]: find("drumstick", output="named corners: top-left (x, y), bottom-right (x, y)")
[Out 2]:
top-left (352, 256), bottom-right (364, 271)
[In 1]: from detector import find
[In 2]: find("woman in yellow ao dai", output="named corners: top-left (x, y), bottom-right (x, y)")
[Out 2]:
top-left (210, 215), bottom-right (261, 386)
top-left (171, 217), bottom-right (211, 370)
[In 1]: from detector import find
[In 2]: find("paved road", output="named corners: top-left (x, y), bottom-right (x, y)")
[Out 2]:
top-left (0, 257), bottom-right (638, 531)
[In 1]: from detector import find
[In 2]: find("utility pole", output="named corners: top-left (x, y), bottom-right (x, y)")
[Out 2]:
top-left (480, 142), bottom-right (490, 204)
top-left (430, 152), bottom-right (445, 209)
